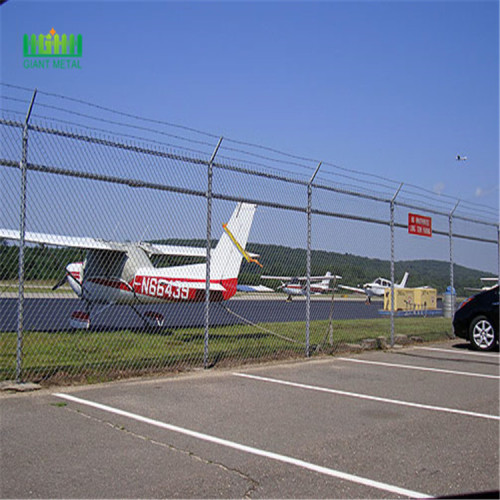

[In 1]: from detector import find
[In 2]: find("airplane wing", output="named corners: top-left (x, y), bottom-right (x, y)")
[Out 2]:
top-left (237, 284), bottom-right (275, 293)
top-left (0, 229), bottom-right (125, 251)
top-left (261, 275), bottom-right (341, 281)
top-left (311, 274), bottom-right (342, 281)
top-left (146, 243), bottom-right (260, 259)
top-left (142, 243), bottom-right (210, 258)
top-left (464, 286), bottom-right (497, 292)
top-left (338, 284), bottom-right (366, 294)
top-left (292, 275), bottom-right (342, 281)
top-left (0, 229), bottom-right (260, 259)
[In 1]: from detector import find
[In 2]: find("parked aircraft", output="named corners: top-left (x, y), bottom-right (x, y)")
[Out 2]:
top-left (260, 271), bottom-right (342, 301)
top-left (464, 277), bottom-right (499, 293)
top-left (1, 203), bottom-right (257, 329)
top-left (339, 272), bottom-right (409, 304)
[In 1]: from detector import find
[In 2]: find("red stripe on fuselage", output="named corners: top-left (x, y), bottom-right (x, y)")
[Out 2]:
top-left (133, 276), bottom-right (238, 302)
top-left (86, 276), bottom-right (238, 302)
top-left (87, 277), bottom-right (131, 292)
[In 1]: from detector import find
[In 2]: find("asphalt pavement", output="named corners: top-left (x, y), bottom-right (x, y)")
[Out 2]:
top-left (0, 296), bottom-right (392, 332)
top-left (1, 338), bottom-right (498, 499)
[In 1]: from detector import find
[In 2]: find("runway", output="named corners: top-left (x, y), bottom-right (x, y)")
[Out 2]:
top-left (0, 296), bottom-right (389, 332)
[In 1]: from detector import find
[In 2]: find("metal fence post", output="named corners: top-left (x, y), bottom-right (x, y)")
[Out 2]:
top-left (390, 183), bottom-right (403, 347)
top-left (498, 227), bottom-right (500, 287)
top-left (449, 201), bottom-right (460, 317)
top-left (204, 137), bottom-right (223, 369)
top-left (306, 162), bottom-right (322, 357)
top-left (16, 89), bottom-right (37, 383)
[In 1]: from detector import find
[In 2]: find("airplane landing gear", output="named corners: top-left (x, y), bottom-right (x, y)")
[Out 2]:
top-left (144, 311), bottom-right (165, 328)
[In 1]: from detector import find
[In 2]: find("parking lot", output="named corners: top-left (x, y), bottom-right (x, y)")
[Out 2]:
top-left (1, 338), bottom-right (499, 499)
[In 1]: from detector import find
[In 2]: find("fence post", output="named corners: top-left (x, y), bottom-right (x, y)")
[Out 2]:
top-left (16, 89), bottom-right (37, 383)
top-left (306, 162), bottom-right (322, 357)
top-left (204, 137), bottom-right (223, 369)
top-left (449, 201), bottom-right (460, 317)
top-left (390, 183), bottom-right (403, 347)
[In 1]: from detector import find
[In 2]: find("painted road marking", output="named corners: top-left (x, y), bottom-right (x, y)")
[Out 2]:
top-left (53, 392), bottom-right (429, 499)
top-left (337, 357), bottom-right (500, 379)
top-left (415, 347), bottom-right (500, 359)
top-left (233, 373), bottom-right (500, 421)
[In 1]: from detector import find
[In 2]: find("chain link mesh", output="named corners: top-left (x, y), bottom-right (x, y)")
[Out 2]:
top-left (1, 86), bottom-right (498, 384)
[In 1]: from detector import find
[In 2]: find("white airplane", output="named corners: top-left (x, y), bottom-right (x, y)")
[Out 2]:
top-left (1, 203), bottom-right (257, 329)
top-left (260, 271), bottom-right (342, 301)
top-left (339, 272), bottom-right (409, 304)
top-left (464, 277), bottom-right (499, 292)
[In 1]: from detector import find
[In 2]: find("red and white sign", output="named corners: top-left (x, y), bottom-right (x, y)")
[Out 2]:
top-left (408, 213), bottom-right (432, 237)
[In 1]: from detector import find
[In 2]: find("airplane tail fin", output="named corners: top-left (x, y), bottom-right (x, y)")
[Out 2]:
top-left (211, 203), bottom-right (257, 281)
top-left (399, 272), bottom-right (409, 287)
top-left (321, 271), bottom-right (332, 286)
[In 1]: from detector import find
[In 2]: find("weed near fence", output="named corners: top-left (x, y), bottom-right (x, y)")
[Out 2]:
top-left (0, 316), bottom-right (452, 384)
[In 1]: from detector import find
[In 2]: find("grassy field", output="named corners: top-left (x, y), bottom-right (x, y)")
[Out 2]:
top-left (0, 316), bottom-right (453, 385)
top-left (0, 281), bottom-right (74, 295)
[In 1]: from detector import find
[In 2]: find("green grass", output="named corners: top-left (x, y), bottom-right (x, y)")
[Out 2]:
top-left (0, 316), bottom-right (452, 384)
top-left (0, 283), bottom-right (74, 295)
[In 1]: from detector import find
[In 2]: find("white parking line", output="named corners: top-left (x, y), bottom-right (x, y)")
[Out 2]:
top-left (336, 357), bottom-right (500, 379)
top-left (53, 392), bottom-right (429, 499)
top-left (233, 373), bottom-right (500, 421)
top-left (416, 347), bottom-right (500, 359)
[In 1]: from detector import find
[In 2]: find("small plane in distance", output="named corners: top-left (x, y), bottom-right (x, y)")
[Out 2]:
top-left (339, 272), bottom-right (409, 304)
top-left (464, 277), bottom-right (499, 293)
top-left (260, 272), bottom-right (342, 301)
top-left (1, 203), bottom-right (258, 329)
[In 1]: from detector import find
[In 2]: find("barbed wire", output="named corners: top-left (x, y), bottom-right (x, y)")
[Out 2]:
top-left (1, 81), bottom-right (498, 223)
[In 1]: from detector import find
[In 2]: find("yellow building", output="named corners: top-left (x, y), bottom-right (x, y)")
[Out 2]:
top-left (384, 288), bottom-right (437, 311)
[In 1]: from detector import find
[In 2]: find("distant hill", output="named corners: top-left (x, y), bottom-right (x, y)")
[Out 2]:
top-left (148, 239), bottom-right (496, 295)
top-left (237, 243), bottom-right (496, 295)
top-left (1, 239), bottom-right (495, 296)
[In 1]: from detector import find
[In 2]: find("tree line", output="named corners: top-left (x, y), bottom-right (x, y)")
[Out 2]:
top-left (0, 240), bottom-right (495, 295)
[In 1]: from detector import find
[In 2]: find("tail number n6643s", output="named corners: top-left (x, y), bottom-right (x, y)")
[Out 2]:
top-left (137, 276), bottom-right (189, 300)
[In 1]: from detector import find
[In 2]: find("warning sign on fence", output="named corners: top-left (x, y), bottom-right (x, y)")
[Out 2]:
top-left (408, 213), bottom-right (432, 237)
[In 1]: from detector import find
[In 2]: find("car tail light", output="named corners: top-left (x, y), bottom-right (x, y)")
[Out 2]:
top-left (457, 297), bottom-right (473, 310)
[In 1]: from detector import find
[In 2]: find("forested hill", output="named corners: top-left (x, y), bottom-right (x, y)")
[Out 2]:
top-left (1, 239), bottom-right (496, 296)
top-left (150, 239), bottom-right (495, 295)
top-left (239, 243), bottom-right (495, 295)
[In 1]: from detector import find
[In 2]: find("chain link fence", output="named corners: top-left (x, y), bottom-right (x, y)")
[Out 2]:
top-left (1, 83), bottom-right (498, 384)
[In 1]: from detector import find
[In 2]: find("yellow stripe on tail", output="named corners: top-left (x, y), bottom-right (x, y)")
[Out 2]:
top-left (222, 223), bottom-right (263, 268)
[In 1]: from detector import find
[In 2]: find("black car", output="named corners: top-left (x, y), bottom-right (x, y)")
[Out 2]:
top-left (453, 285), bottom-right (499, 351)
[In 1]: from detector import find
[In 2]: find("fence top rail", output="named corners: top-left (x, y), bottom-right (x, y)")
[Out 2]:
top-left (2, 81), bottom-right (498, 217)
top-left (0, 117), bottom-right (498, 230)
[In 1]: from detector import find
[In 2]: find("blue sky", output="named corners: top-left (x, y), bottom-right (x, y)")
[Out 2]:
top-left (1, 0), bottom-right (499, 272)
